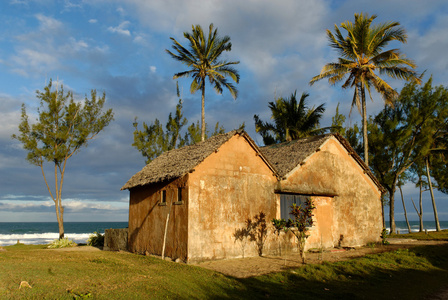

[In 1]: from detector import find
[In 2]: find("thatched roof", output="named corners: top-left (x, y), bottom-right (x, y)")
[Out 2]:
top-left (260, 134), bottom-right (332, 178)
top-left (121, 129), bottom-right (276, 190)
top-left (261, 133), bottom-right (384, 192)
top-left (122, 130), bottom-right (383, 193)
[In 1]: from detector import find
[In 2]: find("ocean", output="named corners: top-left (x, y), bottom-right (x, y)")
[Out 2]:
top-left (386, 220), bottom-right (448, 234)
top-left (0, 222), bottom-right (128, 246)
top-left (0, 221), bottom-right (446, 247)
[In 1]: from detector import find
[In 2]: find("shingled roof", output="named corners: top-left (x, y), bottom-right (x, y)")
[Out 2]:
top-left (260, 133), bottom-right (384, 192)
top-left (121, 129), bottom-right (276, 190)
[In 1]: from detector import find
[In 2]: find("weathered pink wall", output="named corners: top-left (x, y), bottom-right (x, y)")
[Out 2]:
top-left (277, 138), bottom-right (382, 248)
top-left (187, 135), bottom-right (278, 262)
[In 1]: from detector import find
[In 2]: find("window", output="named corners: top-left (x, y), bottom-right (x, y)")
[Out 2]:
top-left (177, 187), bottom-right (182, 202)
top-left (280, 194), bottom-right (309, 220)
top-left (161, 190), bottom-right (166, 204)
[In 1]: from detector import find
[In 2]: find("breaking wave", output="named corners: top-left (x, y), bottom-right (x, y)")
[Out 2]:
top-left (0, 233), bottom-right (92, 246)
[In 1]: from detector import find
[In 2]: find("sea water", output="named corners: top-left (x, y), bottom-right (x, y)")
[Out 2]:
top-left (386, 220), bottom-right (448, 233)
top-left (0, 222), bottom-right (128, 246)
top-left (0, 221), bottom-right (446, 246)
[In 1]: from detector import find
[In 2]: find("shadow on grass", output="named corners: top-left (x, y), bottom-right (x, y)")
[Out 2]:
top-left (211, 244), bottom-right (448, 300)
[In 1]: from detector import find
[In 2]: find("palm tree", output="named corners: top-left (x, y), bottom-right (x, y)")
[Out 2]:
top-left (310, 13), bottom-right (420, 166)
top-left (166, 23), bottom-right (240, 141)
top-left (254, 91), bottom-right (327, 145)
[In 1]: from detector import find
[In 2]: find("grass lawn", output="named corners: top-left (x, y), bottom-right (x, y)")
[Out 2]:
top-left (393, 229), bottom-right (448, 241)
top-left (1, 238), bottom-right (448, 299)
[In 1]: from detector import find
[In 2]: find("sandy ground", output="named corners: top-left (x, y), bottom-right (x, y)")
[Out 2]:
top-left (47, 245), bottom-right (102, 252)
top-left (194, 239), bottom-right (448, 278)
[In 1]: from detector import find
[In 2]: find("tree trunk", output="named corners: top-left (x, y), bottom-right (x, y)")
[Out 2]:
top-left (201, 83), bottom-right (205, 142)
top-left (399, 185), bottom-right (411, 233)
top-left (419, 181), bottom-right (424, 232)
top-left (361, 86), bottom-right (368, 166)
top-left (389, 179), bottom-right (397, 234)
top-left (411, 180), bottom-right (424, 232)
top-left (55, 204), bottom-right (65, 239)
top-left (426, 156), bottom-right (441, 231)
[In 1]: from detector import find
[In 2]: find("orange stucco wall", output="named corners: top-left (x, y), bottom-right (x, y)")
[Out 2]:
top-left (128, 176), bottom-right (188, 261)
top-left (277, 138), bottom-right (382, 248)
top-left (127, 135), bottom-right (382, 262)
top-left (187, 135), bottom-right (278, 262)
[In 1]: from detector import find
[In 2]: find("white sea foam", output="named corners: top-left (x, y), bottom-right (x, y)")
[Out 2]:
top-left (0, 233), bottom-right (91, 246)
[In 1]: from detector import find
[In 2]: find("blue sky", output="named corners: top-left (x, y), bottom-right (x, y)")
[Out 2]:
top-left (1, 0), bottom-right (447, 223)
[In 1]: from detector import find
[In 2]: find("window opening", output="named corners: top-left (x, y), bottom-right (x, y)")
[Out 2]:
top-left (161, 190), bottom-right (167, 204)
top-left (280, 194), bottom-right (309, 220)
top-left (177, 187), bottom-right (182, 202)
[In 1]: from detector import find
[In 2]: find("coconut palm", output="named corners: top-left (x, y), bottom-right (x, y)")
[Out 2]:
top-left (310, 13), bottom-right (420, 166)
top-left (254, 91), bottom-right (327, 145)
top-left (166, 23), bottom-right (240, 141)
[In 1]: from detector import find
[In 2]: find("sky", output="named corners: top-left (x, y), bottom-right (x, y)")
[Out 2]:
top-left (1, 0), bottom-right (447, 224)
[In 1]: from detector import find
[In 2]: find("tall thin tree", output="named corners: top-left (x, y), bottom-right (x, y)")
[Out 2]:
top-left (166, 23), bottom-right (240, 141)
top-left (310, 13), bottom-right (420, 165)
top-left (12, 80), bottom-right (114, 239)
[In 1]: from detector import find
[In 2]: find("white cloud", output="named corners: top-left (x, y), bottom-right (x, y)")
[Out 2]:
top-left (107, 21), bottom-right (131, 36)
top-left (88, 19), bottom-right (98, 24)
top-left (133, 35), bottom-right (144, 43)
top-left (149, 66), bottom-right (156, 73)
top-left (11, 49), bottom-right (58, 75)
top-left (35, 13), bottom-right (63, 31)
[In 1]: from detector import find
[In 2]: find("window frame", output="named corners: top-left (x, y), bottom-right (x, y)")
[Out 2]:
top-left (174, 187), bottom-right (184, 205)
top-left (279, 194), bottom-right (310, 220)
top-left (159, 190), bottom-right (167, 206)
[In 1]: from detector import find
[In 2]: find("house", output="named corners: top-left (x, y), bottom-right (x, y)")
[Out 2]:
top-left (121, 130), bottom-right (383, 262)
top-left (261, 133), bottom-right (384, 249)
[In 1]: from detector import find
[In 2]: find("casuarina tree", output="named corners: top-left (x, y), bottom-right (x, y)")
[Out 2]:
top-left (12, 80), bottom-right (114, 239)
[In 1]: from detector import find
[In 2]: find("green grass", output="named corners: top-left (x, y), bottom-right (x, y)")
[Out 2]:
top-left (1, 243), bottom-right (448, 299)
top-left (393, 229), bottom-right (448, 240)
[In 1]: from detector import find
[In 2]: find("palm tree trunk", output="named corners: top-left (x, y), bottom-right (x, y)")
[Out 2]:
top-left (399, 185), bottom-right (411, 233)
top-left (426, 156), bottom-right (441, 231)
top-left (201, 83), bottom-right (205, 142)
top-left (361, 86), bottom-right (368, 166)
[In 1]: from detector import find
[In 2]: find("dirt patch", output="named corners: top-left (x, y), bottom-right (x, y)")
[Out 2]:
top-left (195, 239), bottom-right (448, 278)
top-left (47, 245), bottom-right (102, 252)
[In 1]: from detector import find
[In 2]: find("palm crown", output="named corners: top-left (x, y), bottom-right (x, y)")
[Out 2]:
top-left (310, 13), bottom-right (420, 165)
top-left (166, 23), bottom-right (240, 141)
top-left (254, 91), bottom-right (326, 145)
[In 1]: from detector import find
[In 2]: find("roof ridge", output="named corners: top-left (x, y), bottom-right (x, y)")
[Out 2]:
top-left (121, 129), bottom-right (242, 190)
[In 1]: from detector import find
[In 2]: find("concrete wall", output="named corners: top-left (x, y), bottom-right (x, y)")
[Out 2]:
top-left (277, 137), bottom-right (382, 248)
top-left (127, 176), bottom-right (188, 261)
top-left (187, 135), bottom-right (278, 262)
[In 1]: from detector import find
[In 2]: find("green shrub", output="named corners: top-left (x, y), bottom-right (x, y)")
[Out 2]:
top-left (47, 238), bottom-right (77, 248)
top-left (87, 231), bottom-right (104, 247)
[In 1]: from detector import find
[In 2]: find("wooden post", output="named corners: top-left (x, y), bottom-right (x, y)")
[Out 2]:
top-left (162, 202), bottom-right (172, 260)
